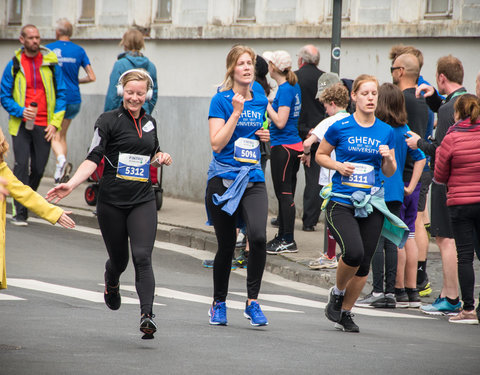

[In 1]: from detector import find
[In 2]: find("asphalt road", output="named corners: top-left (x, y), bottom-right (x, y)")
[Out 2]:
top-left (1, 217), bottom-right (479, 375)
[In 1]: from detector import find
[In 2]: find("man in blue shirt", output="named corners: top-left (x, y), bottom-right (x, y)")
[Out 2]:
top-left (46, 18), bottom-right (96, 183)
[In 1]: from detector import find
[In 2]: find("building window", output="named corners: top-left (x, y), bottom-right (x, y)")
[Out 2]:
top-left (8, 0), bottom-right (23, 25)
top-left (156, 0), bottom-right (172, 22)
top-left (327, 0), bottom-right (350, 20)
top-left (425, 0), bottom-right (452, 18)
top-left (79, 0), bottom-right (95, 24)
top-left (237, 0), bottom-right (255, 22)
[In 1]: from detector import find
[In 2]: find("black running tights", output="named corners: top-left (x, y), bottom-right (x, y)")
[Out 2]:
top-left (97, 199), bottom-right (157, 315)
top-left (270, 145), bottom-right (300, 238)
top-left (206, 177), bottom-right (267, 302)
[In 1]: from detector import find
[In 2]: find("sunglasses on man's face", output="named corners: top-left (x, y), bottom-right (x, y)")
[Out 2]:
top-left (390, 66), bottom-right (404, 73)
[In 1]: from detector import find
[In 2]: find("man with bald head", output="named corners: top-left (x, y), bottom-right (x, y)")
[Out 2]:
top-left (389, 53), bottom-right (429, 308)
top-left (294, 44), bottom-right (326, 232)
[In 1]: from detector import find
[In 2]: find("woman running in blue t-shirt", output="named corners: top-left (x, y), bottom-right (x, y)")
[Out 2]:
top-left (317, 74), bottom-right (397, 332)
top-left (262, 50), bottom-right (303, 255)
top-left (206, 45), bottom-right (270, 327)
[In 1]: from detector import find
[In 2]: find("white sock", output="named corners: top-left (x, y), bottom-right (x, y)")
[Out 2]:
top-left (334, 286), bottom-right (346, 296)
top-left (57, 154), bottom-right (66, 166)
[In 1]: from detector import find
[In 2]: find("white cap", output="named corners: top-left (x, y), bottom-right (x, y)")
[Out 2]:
top-left (262, 50), bottom-right (292, 72)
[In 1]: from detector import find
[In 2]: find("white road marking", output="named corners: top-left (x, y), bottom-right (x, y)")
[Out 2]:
top-left (8, 278), bottom-right (163, 306)
top-left (0, 293), bottom-right (25, 301)
top-left (120, 285), bottom-right (302, 313)
top-left (16, 218), bottom-right (431, 319)
top-left (230, 291), bottom-right (431, 320)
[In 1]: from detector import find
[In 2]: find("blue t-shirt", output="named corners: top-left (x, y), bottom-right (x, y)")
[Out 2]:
top-left (46, 40), bottom-right (91, 104)
top-left (380, 124), bottom-right (425, 203)
top-left (324, 115), bottom-right (395, 205)
top-left (208, 89), bottom-right (268, 181)
top-left (270, 82), bottom-right (302, 146)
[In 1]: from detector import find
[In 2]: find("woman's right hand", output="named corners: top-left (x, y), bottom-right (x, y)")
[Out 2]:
top-left (45, 182), bottom-right (73, 204)
top-left (232, 93), bottom-right (245, 116)
top-left (335, 162), bottom-right (355, 176)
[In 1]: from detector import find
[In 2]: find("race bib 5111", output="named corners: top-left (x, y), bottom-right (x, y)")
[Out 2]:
top-left (341, 162), bottom-right (375, 188)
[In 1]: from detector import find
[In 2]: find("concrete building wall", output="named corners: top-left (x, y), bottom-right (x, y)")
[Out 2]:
top-left (0, 0), bottom-right (479, 212)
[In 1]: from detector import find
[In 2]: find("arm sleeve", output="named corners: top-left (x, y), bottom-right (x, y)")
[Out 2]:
top-left (434, 135), bottom-right (452, 184)
top-left (3, 165), bottom-right (63, 224)
top-left (0, 61), bottom-right (24, 118)
top-left (51, 65), bottom-right (67, 129)
top-left (407, 146), bottom-right (426, 161)
top-left (86, 113), bottom-right (109, 165)
top-left (208, 94), bottom-right (227, 120)
top-left (417, 138), bottom-right (436, 157)
top-left (425, 90), bottom-right (443, 113)
top-left (277, 85), bottom-right (294, 108)
top-left (81, 48), bottom-right (91, 68)
top-left (323, 122), bottom-right (339, 147)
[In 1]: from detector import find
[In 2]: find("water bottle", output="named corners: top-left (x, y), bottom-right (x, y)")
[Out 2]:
top-left (24, 102), bottom-right (37, 131)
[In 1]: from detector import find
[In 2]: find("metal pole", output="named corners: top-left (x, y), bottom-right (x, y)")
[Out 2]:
top-left (330, 0), bottom-right (342, 74)
top-left (324, 0), bottom-right (342, 255)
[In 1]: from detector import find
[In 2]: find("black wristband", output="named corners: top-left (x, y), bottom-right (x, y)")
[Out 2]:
top-left (304, 151), bottom-right (311, 155)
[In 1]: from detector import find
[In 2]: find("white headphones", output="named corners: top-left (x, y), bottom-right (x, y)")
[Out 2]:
top-left (116, 69), bottom-right (154, 101)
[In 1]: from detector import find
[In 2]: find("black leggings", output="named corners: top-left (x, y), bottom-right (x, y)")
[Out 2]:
top-left (97, 199), bottom-right (157, 315)
top-left (206, 177), bottom-right (267, 301)
top-left (270, 145), bottom-right (300, 238)
top-left (448, 203), bottom-right (480, 311)
top-left (325, 200), bottom-right (384, 277)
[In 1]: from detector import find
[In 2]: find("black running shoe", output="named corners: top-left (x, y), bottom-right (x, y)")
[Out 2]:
top-left (140, 314), bottom-right (157, 339)
top-left (406, 288), bottom-right (421, 308)
top-left (104, 274), bottom-right (121, 310)
top-left (335, 311), bottom-right (360, 333)
top-left (325, 287), bottom-right (343, 322)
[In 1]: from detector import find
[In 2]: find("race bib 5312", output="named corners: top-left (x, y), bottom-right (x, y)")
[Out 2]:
top-left (116, 153), bottom-right (150, 182)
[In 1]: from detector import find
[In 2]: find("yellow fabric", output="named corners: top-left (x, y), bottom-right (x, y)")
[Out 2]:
top-left (0, 162), bottom-right (63, 289)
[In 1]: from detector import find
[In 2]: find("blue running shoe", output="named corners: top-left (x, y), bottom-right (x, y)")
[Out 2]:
top-left (420, 297), bottom-right (462, 315)
top-left (209, 301), bottom-right (227, 325)
top-left (244, 301), bottom-right (268, 326)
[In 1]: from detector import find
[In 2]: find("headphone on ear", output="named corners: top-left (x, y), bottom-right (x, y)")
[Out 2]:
top-left (116, 69), bottom-right (154, 101)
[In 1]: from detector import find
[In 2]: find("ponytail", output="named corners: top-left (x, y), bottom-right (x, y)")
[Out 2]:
top-left (454, 94), bottom-right (480, 124)
top-left (286, 70), bottom-right (298, 86)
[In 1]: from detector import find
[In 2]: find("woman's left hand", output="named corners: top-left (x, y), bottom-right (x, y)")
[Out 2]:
top-left (379, 145), bottom-right (393, 162)
top-left (255, 128), bottom-right (270, 143)
top-left (153, 152), bottom-right (172, 166)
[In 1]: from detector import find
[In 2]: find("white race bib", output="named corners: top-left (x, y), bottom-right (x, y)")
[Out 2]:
top-left (116, 153), bottom-right (150, 182)
top-left (341, 162), bottom-right (375, 188)
top-left (233, 137), bottom-right (260, 164)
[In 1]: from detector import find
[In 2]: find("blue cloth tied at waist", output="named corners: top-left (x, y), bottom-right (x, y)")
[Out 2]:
top-left (205, 158), bottom-right (262, 225)
top-left (320, 184), bottom-right (409, 248)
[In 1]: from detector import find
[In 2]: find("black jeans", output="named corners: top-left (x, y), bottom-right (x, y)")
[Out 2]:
top-left (206, 177), bottom-right (267, 302)
top-left (11, 124), bottom-right (51, 220)
top-left (97, 199), bottom-right (157, 315)
top-left (302, 142), bottom-right (321, 227)
top-left (270, 145), bottom-right (300, 238)
top-left (371, 201), bottom-right (402, 294)
top-left (448, 203), bottom-right (480, 311)
top-left (325, 200), bottom-right (384, 277)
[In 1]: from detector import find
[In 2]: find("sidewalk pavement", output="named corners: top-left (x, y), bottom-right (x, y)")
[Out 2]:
top-left (33, 177), bottom-right (452, 302)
